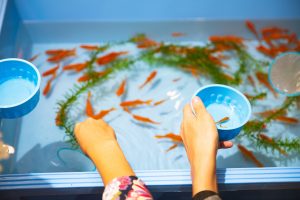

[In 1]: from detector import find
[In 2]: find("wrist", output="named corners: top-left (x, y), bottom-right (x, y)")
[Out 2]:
top-left (190, 151), bottom-right (217, 195)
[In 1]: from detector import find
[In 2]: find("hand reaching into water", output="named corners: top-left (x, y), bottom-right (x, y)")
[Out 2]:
top-left (75, 118), bottom-right (134, 185)
top-left (180, 96), bottom-right (233, 196)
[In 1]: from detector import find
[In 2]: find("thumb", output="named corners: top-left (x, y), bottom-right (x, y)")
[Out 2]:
top-left (191, 96), bottom-right (205, 116)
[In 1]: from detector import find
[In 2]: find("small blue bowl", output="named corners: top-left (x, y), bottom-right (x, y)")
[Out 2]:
top-left (0, 58), bottom-right (41, 119)
top-left (194, 84), bottom-right (251, 141)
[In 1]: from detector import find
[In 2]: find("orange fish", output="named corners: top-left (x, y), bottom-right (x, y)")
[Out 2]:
top-left (116, 79), bottom-right (126, 97)
top-left (86, 91), bottom-right (94, 117)
top-left (42, 65), bottom-right (60, 77)
top-left (155, 133), bottom-right (183, 143)
top-left (137, 38), bottom-right (159, 49)
top-left (172, 32), bottom-right (186, 37)
top-left (172, 77), bottom-right (181, 82)
top-left (245, 20), bottom-right (260, 40)
top-left (93, 108), bottom-right (116, 119)
top-left (45, 49), bottom-right (65, 55)
top-left (256, 109), bottom-right (287, 118)
top-left (153, 99), bottom-right (167, 106)
top-left (209, 35), bottom-right (244, 45)
top-left (97, 51), bottom-right (128, 65)
top-left (29, 54), bottom-right (39, 62)
top-left (215, 117), bottom-right (229, 125)
top-left (80, 45), bottom-right (99, 51)
top-left (247, 75), bottom-right (255, 87)
top-left (55, 113), bottom-right (62, 126)
top-left (238, 144), bottom-right (264, 167)
top-left (120, 99), bottom-right (152, 107)
top-left (63, 62), bottom-right (88, 72)
top-left (78, 71), bottom-right (107, 82)
top-left (258, 133), bottom-right (287, 156)
top-left (261, 27), bottom-right (288, 38)
top-left (47, 49), bottom-right (76, 63)
top-left (275, 116), bottom-right (298, 124)
top-left (256, 45), bottom-right (277, 58)
top-left (256, 72), bottom-right (278, 97)
top-left (132, 114), bottom-right (160, 124)
top-left (43, 72), bottom-right (57, 96)
top-left (139, 70), bottom-right (157, 89)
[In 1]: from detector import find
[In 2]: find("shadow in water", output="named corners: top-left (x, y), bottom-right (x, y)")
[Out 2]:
top-left (14, 141), bottom-right (95, 173)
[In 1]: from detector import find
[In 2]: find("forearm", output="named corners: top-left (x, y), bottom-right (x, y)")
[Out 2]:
top-left (191, 152), bottom-right (217, 196)
top-left (87, 140), bottom-right (135, 185)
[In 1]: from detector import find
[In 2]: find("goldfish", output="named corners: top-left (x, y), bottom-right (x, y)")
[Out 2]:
top-left (245, 20), bottom-right (260, 40)
top-left (120, 99), bottom-right (152, 107)
top-left (29, 54), bottom-right (39, 62)
top-left (80, 45), bottom-right (99, 51)
top-left (209, 35), bottom-right (244, 45)
top-left (139, 70), bottom-right (157, 89)
top-left (42, 65), bottom-right (60, 77)
top-left (184, 67), bottom-right (200, 78)
top-left (93, 108), bottom-right (116, 120)
top-left (215, 117), bottom-right (229, 125)
top-left (86, 92), bottom-right (94, 117)
top-left (155, 133), bottom-right (183, 143)
top-left (153, 99), bottom-right (167, 106)
top-left (172, 32), bottom-right (186, 37)
top-left (47, 49), bottom-right (76, 63)
top-left (43, 72), bottom-right (57, 96)
top-left (137, 38), bottom-right (159, 49)
top-left (63, 62), bottom-right (88, 72)
top-left (45, 49), bottom-right (65, 55)
top-left (155, 133), bottom-right (183, 152)
top-left (261, 27), bottom-right (288, 38)
top-left (97, 51), bottom-right (128, 65)
top-left (258, 133), bottom-right (287, 156)
top-left (247, 75), bottom-right (255, 87)
top-left (85, 92), bottom-right (116, 119)
top-left (238, 144), bottom-right (264, 167)
top-left (55, 113), bottom-right (62, 126)
top-left (255, 72), bottom-right (278, 97)
top-left (256, 45), bottom-right (276, 58)
top-left (172, 77), bottom-right (181, 82)
top-left (116, 79), bottom-right (126, 97)
top-left (256, 109), bottom-right (287, 118)
top-left (275, 116), bottom-right (298, 124)
top-left (132, 114), bottom-right (160, 124)
top-left (78, 71), bottom-right (107, 82)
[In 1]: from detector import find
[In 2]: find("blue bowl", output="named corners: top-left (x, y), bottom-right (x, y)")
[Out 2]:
top-left (0, 58), bottom-right (41, 119)
top-left (194, 84), bottom-right (251, 141)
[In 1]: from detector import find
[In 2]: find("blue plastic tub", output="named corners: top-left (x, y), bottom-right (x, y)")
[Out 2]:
top-left (194, 84), bottom-right (251, 141)
top-left (0, 58), bottom-right (41, 118)
top-left (0, 0), bottom-right (300, 199)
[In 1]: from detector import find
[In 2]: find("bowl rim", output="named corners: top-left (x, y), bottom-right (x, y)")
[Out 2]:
top-left (268, 52), bottom-right (300, 97)
top-left (0, 58), bottom-right (41, 109)
top-left (192, 84), bottom-right (252, 130)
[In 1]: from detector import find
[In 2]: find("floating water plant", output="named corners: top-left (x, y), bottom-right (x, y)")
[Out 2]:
top-left (32, 21), bottom-right (300, 164)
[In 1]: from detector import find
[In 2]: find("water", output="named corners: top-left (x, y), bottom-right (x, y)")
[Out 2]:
top-left (206, 103), bottom-right (241, 129)
top-left (0, 78), bottom-right (36, 107)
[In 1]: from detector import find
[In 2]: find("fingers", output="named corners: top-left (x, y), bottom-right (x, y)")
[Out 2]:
top-left (192, 96), bottom-right (205, 113)
top-left (219, 141), bottom-right (233, 149)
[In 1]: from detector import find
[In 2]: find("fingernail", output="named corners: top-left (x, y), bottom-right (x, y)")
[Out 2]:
top-left (193, 96), bottom-right (200, 104)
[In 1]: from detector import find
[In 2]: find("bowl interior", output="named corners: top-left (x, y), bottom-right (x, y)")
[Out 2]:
top-left (0, 59), bottom-right (40, 108)
top-left (195, 85), bottom-right (251, 130)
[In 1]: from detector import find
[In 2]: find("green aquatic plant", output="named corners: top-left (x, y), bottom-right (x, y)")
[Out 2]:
top-left (54, 34), bottom-right (300, 156)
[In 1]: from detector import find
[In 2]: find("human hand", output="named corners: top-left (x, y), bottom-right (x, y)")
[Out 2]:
top-left (74, 117), bottom-right (117, 156)
top-left (180, 96), bottom-right (232, 163)
top-left (180, 96), bottom-right (233, 194)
